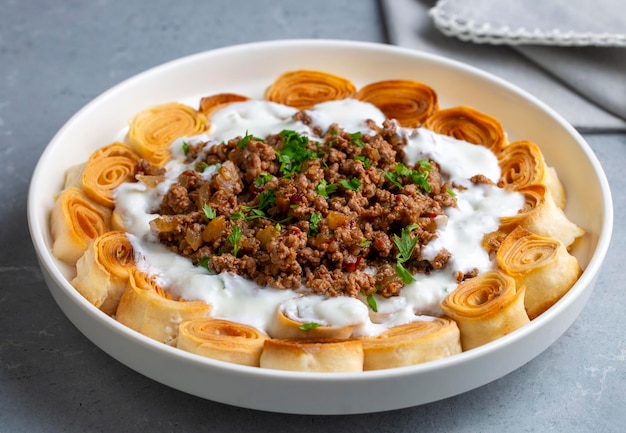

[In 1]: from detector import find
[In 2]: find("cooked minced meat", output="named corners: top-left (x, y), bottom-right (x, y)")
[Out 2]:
top-left (148, 116), bottom-right (458, 298)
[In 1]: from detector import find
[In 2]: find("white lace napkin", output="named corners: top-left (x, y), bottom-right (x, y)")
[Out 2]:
top-left (382, 0), bottom-right (626, 131)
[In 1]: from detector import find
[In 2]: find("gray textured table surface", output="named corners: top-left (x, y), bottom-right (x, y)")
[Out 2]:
top-left (1, 1), bottom-right (624, 432)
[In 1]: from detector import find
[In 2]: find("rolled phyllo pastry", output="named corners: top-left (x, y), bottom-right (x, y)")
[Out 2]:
top-left (71, 231), bottom-right (135, 315)
top-left (126, 102), bottom-right (207, 168)
top-left (177, 318), bottom-right (269, 367)
top-left (115, 269), bottom-right (211, 345)
top-left (265, 69), bottom-right (356, 110)
top-left (267, 295), bottom-right (367, 339)
top-left (80, 142), bottom-right (141, 208)
top-left (354, 79), bottom-right (438, 127)
top-left (496, 226), bottom-right (583, 319)
top-left (499, 184), bottom-right (584, 248)
top-left (440, 270), bottom-right (530, 351)
top-left (497, 140), bottom-right (566, 208)
top-left (424, 106), bottom-right (507, 154)
top-left (199, 93), bottom-right (250, 118)
top-left (360, 318), bottom-right (462, 370)
top-left (50, 187), bottom-right (112, 265)
top-left (259, 338), bottom-right (364, 373)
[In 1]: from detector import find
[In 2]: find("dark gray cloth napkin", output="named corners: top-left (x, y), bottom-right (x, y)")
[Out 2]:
top-left (381, 0), bottom-right (626, 131)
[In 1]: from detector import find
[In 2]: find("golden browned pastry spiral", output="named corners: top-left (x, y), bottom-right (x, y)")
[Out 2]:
top-left (497, 140), bottom-right (566, 208)
top-left (81, 142), bottom-right (141, 208)
top-left (50, 186), bottom-right (112, 265)
top-left (498, 184), bottom-right (584, 248)
top-left (424, 106), bottom-right (507, 154)
top-left (126, 102), bottom-right (207, 168)
top-left (177, 318), bottom-right (269, 367)
top-left (71, 231), bottom-right (135, 315)
top-left (115, 269), bottom-right (211, 344)
top-left (360, 318), bottom-right (462, 370)
top-left (259, 338), bottom-right (364, 372)
top-left (355, 79), bottom-right (438, 127)
top-left (265, 69), bottom-right (356, 110)
top-left (199, 93), bottom-right (250, 118)
top-left (496, 226), bottom-right (582, 319)
top-left (440, 270), bottom-right (530, 350)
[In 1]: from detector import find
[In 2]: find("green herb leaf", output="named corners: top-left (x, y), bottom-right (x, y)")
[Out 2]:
top-left (395, 262), bottom-right (416, 285)
top-left (339, 177), bottom-right (362, 191)
top-left (228, 226), bottom-right (243, 257)
top-left (315, 179), bottom-right (338, 199)
top-left (197, 256), bottom-right (211, 270)
top-left (299, 322), bottom-right (320, 331)
top-left (308, 212), bottom-right (323, 236)
top-left (354, 155), bottom-right (371, 168)
top-left (237, 130), bottom-right (254, 150)
top-left (276, 130), bottom-right (317, 178)
top-left (360, 239), bottom-right (371, 247)
top-left (182, 141), bottom-right (190, 155)
top-left (253, 172), bottom-right (273, 189)
top-left (231, 211), bottom-right (245, 220)
top-left (202, 204), bottom-right (216, 220)
top-left (366, 293), bottom-right (378, 312)
top-left (196, 161), bottom-right (209, 172)
top-left (446, 188), bottom-right (457, 196)
top-left (350, 131), bottom-right (365, 148)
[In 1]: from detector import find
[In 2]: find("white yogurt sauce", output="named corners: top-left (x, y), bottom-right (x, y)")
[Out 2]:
top-left (114, 99), bottom-right (523, 337)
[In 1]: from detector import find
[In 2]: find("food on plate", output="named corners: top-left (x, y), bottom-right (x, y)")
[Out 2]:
top-left (496, 226), bottom-right (582, 319)
top-left (498, 184), bottom-right (584, 248)
top-left (259, 338), bottom-right (364, 372)
top-left (50, 186), bottom-right (112, 265)
top-left (127, 102), bottom-right (207, 168)
top-left (424, 106), bottom-right (507, 154)
top-left (71, 230), bottom-right (135, 315)
top-left (440, 270), bottom-right (529, 350)
top-left (497, 139), bottom-right (566, 208)
top-left (360, 318), bottom-right (461, 370)
top-left (265, 69), bottom-right (356, 109)
top-left (79, 142), bottom-right (142, 208)
top-left (115, 269), bottom-right (211, 344)
top-left (177, 318), bottom-right (269, 367)
top-left (199, 93), bottom-right (250, 118)
top-left (355, 79), bottom-right (438, 127)
top-left (50, 69), bottom-right (587, 372)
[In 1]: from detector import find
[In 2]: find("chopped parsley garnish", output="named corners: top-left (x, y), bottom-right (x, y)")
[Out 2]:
top-left (197, 256), bottom-right (211, 270)
top-left (360, 239), bottom-right (371, 247)
top-left (276, 130), bottom-right (317, 178)
top-left (350, 131), bottom-right (365, 148)
top-left (447, 188), bottom-right (457, 196)
top-left (237, 130), bottom-right (258, 150)
top-left (393, 223), bottom-right (419, 284)
top-left (254, 172), bottom-right (273, 189)
top-left (196, 161), bottom-right (209, 172)
top-left (299, 322), bottom-right (320, 331)
top-left (354, 155), bottom-right (371, 168)
top-left (202, 204), bottom-right (216, 220)
top-left (182, 141), bottom-right (190, 155)
top-left (339, 177), bottom-right (362, 191)
top-left (362, 288), bottom-right (378, 312)
top-left (315, 179), bottom-right (338, 199)
top-left (228, 226), bottom-right (243, 257)
top-left (308, 212), bottom-right (323, 236)
top-left (381, 160), bottom-right (432, 192)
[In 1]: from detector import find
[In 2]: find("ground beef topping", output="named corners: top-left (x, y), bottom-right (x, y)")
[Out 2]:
top-left (148, 115), bottom-right (458, 299)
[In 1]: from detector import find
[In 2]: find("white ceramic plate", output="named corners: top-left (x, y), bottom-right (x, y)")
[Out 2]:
top-left (28, 39), bottom-right (613, 415)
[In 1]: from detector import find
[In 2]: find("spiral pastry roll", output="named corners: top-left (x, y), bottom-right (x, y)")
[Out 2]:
top-left (259, 338), bottom-right (364, 372)
top-left (80, 142), bottom-right (141, 208)
top-left (360, 318), bottom-right (462, 370)
top-left (177, 318), bottom-right (269, 367)
top-left (115, 269), bottom-right (211, 345)
top-left (354, 79), bottom-right (438, 127)
top-left (127, 102), bottom-right (207, 168)
top-left (50, 187), bottom-right (112, 265)
top-left (199, 93), bottom-right (250, 118)
top-left (265, 69), bottom-right (356, 110)
top-left (71, 231), bottom-right (135, 315)
top-left (267, 295), bottom-right (367, 339)
top-left (496, 226), bottom-right (582, 319)
top-left (497, 140), bottom-right (566, 208)
top-left (424, 106), bottom-right (507, 154)
top-left (440, 270), bottom-right (530, 350)
top-left (499, 184), bottom-right (584, 248)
